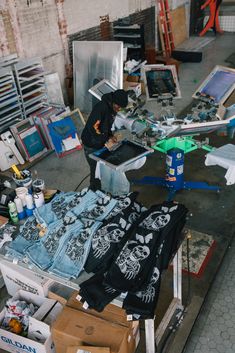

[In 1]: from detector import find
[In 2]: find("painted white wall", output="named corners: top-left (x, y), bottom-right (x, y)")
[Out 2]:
top-left (15, 0), bottom-right (63, 59)
top-left (64, 0), bottom-right (153, 34)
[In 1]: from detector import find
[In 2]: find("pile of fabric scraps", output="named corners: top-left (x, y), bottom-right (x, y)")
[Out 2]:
top-left (1, 298), bottom-right (38, 335)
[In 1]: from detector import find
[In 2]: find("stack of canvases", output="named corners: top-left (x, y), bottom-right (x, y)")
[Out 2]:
top-left (5, 188), bottom-right (188, 319)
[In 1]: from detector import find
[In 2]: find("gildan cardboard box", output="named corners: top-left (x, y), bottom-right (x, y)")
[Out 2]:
top-left (0, 290), bottom-right (63, 353)
top-left (66, 291), bottom-right (132, 328)
top-left (0, 259), bottom-right (54, 296)
top-left (66, 346), bottom-right (110, 353)
top-left (52, 306), bottom-right (139, 353)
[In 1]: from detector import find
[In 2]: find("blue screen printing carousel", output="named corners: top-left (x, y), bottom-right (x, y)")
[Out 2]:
top-left (88, 65), bottom-right (235, 200)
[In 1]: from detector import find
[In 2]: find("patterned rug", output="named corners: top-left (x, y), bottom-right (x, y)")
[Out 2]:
top-left (182, 230), bottom-right (216, 278)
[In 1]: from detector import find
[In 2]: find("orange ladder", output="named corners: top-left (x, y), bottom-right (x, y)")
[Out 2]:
top-left (157, 0), bottom-right (175, 57)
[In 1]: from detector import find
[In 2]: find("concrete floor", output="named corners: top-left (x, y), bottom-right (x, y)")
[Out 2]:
top-left (0, 32), bottom-right (235, 353)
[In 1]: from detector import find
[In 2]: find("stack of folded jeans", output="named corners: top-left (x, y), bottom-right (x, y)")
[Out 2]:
top-left (5, 188), bottom-right (119, 280)
top-left (26, 219), bottom-right (84, 270)
top-left (6, 216), bottom-right (40, 259)
top-left (49, 219), bottom-right (102, 279)
top-left (34, 189), bottom-right (98, 227)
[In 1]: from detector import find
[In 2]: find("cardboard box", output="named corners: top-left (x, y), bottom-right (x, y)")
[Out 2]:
top-left (0, 260), bottom-right (54, 296)
top-left (67, 346), bottom-right (110, 353)
top-left (0, 215), bottom-right (9, 226)
top-left (66, 291), bottom-right (131, 328)
top-left (123, 81), bottom-right (141, 97)
top-left (48, 283), bottom-right (74, 306)
top-left (52, 306), bottom-right (139, 353)
top-left (126, 75), bottom-right (140, 83)
top-left (0, 290), bottom-right (63, 353)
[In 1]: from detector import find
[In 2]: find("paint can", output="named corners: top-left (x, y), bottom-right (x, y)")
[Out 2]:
top-left (32, 178), bottom-right (45, 191)
top-left (33, 190), bottom-right (45, 208)
top-left (12, 169), bottom-right (32, 190)
top-left (15, 187), bottom-right (28, 207)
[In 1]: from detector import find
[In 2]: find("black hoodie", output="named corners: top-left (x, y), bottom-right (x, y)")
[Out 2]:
top-left (81, 92), bottom-right (117, 149)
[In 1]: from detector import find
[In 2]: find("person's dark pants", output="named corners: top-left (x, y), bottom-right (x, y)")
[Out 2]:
top-left (84, 145), bottom-right (101, 191)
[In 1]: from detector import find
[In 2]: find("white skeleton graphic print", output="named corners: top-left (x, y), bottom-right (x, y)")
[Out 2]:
top-left (44, 225), bottom-right (66, 254)
top-left (21, 218), bottom-right (39, 241)
top-left (107, 197), bottom-right (132, 219)
top-left (140, 205), bottom-right (178, 231)
top-left (51, 190), bottom-right (88, 219)
top-left (66, 228), bottom-right (91, 261)
top-left (92, 219), bottom-right (127, 259)
top-left (82, 196), bottom-right (111, 219)
top-left (116, 242), bottom-right (150, 279)
top-left (136, 266), bottom-right (160, 303)
top-left (104, 285), bottom-right (117, 294)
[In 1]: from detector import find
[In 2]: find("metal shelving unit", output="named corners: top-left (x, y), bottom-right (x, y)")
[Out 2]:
top-left (113, 24), bottom-right (145, 61)
top-left (0, 66), bottom-right (23, 133)
top-left (0, 53), bottom-right (18, 69)
top-left (14, 57), bottom-right (49, 118)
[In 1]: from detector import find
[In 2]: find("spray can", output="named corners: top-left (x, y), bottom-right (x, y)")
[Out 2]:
top-left (14, 196), bottom-right (26, 220)
top-left (8, 201), bottom-right (19, 224)
top-left (33, 190), bottom-right (45, 208)
top-left (25, 193), bottom-right (34, 216)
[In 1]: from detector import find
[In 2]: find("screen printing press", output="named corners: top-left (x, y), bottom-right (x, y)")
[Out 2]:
top-left (88, 65), bottom-right (235, 199)
top-left (89, 65), bottom-right (235, 147)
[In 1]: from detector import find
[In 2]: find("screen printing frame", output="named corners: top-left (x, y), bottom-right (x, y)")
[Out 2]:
top-left (192, 65), bottom-right (235, 106)
top-left (88, 79), bottom-right (117, 101)
top-left (88, 79), bottom-right (137, 120)
top-left (89, 139), bottom-right (153, 171)
top-left (73, 41), bottom-right (123, 114)
top-left (141, 64), bottom-right (181, 101)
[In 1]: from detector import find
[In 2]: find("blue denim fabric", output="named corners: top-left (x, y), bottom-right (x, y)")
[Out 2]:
top-left (26, 218), bottom-right (83, 270)
top-left (68, 190), bottom-right (99, 217)
top-left (49, 219), bottom-right (102, 279)
top-left (6, 216), bottom-right (40, 259)
top-left (33, 192), bottom-right (75, 227)
top-left (79, 192), bottom-right (117, 221)
top-left (33, 188), bottom-right (97, 227)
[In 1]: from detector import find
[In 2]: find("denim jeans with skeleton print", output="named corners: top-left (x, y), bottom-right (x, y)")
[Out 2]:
top-left (26, 218), bottom-right (83, 270)
top-left (6, 216), bottom-right (40, 259)
top-left (33, 189), bottom-right (98, 227)
top-left (49, 219), bottom-right (102, 279)
top-left (78, 191), bottom-right (117, 221)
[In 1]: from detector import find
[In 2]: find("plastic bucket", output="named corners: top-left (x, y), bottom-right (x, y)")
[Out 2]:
top-left (32, 178), bottom-right (45, 191)
top-left (12, 169), bottom-right (32, 188)
top-left (15, 187), bottom-right (28, 207)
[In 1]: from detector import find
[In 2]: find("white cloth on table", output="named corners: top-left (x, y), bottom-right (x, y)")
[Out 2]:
top-left (205, 144), bottom-right (235, 185)
top-left (95, 157), bottom-right (146, 196)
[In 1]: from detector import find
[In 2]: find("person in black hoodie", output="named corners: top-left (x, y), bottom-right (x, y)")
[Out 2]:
top-left (81, 89), bottom-right (128, 191)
